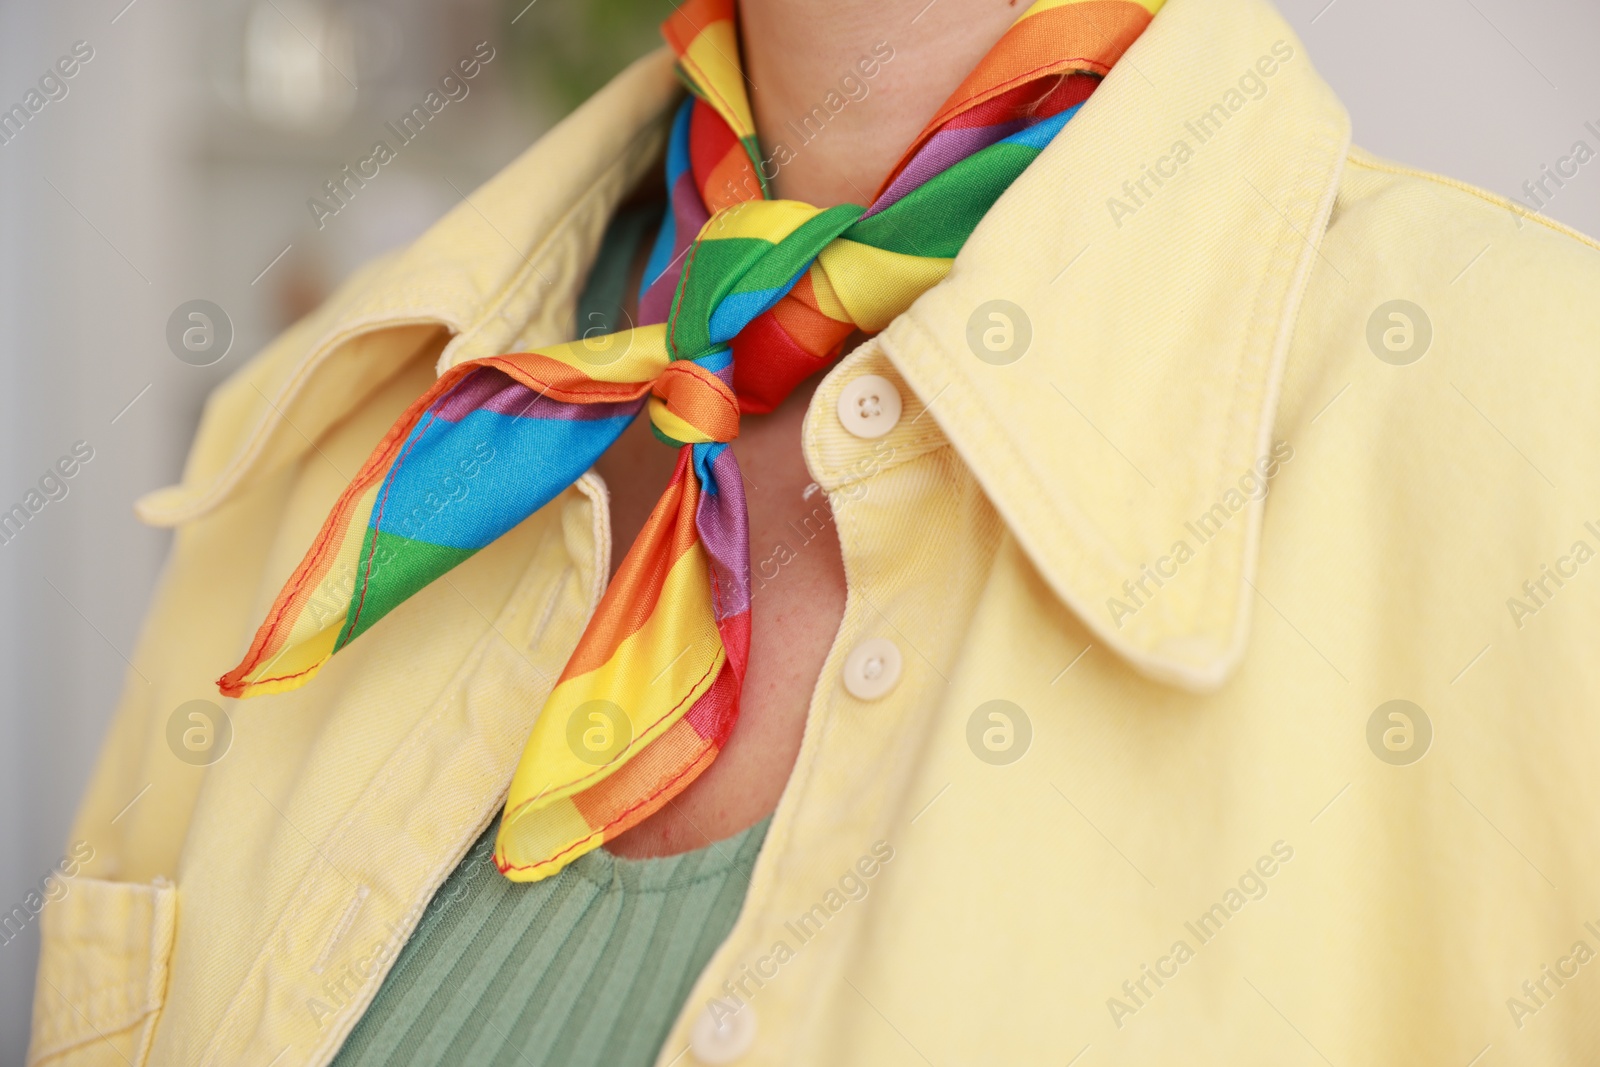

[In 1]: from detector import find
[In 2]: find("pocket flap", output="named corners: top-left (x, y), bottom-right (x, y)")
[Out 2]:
top-left (27, 877), bottom-right (177, 1066)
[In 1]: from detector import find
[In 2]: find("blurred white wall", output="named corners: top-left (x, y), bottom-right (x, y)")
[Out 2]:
top-left (0, 0), bottom-right (533, 1057)
top-left (0, 0), bottom-right (1596, 1061)
top-left (1, 0), bottom-right (203, 1049)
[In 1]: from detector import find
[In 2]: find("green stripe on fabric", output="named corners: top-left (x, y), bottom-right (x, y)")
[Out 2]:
top-left (846, 142), bottom-right (1043, 258)
top-left (338, 527), bottom-right (477, 648)
top-left (737, 134), bottom-right (770, 196)
top-left (668, 205), bottom-right (859, 357)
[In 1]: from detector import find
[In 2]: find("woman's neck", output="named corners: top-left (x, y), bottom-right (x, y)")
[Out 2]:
top-left (737, 0), bottom-right (1023, 206)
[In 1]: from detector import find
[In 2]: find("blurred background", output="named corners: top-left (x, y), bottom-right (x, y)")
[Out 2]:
top-left (0, 0), bottom-right (1595, 1059)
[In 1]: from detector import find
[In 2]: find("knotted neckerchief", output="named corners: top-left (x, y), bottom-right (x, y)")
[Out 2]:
top-left (220, 0), bottom-right (1161, 881)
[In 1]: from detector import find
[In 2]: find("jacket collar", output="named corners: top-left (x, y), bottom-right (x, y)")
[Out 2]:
top-left (134, 49), bottom-right (681, 527)
top-left (880, 0), bottom-right (1349, 690)
top-left (140, 0), bottom-right (1348, 692)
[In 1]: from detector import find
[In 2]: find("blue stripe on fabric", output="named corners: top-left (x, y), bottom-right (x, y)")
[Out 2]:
top-left (372, 407), bottom-right (633, 550)
top-left (665, 97), bottom-right (693, 184)
top-left (640, 100), bottom-right (696, 301)
top-left (692, 346), bottom-right (733, 374)
top-left (706, 263), bottom-right (809, 344)
top-left (1000, 103), bottom-right (1081, 150)
top-left (693, 441), bottom-right (727, 492)
top-left (641, 202), bottom-right (678, 301)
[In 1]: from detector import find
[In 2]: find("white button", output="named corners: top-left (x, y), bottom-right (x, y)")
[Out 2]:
top-left (691, 999), bottom-right (757, 1064)
top-left (837, 374), bottom-right (902, 439)
top-left (843, 637), bottom-right (903, 700)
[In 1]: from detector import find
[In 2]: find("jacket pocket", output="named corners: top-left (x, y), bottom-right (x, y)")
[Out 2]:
top-left (27, 876), bottom-right (177, 1067)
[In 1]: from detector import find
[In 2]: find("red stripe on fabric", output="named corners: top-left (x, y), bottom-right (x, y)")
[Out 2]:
top-left (664, 0), bottom-right (756, 172)
top-left (692, 101), bottom-right (759, 212)
top-left (938, 70), bottom-right (1100, 131)
top-left (707, 608), bottom-right (749, 690)
top-left (705, 143), bottom-right (761, 213)
top-left (731, 311), bottom-right (840, 415)
top-left (771, 286), bottom-right (855, 355)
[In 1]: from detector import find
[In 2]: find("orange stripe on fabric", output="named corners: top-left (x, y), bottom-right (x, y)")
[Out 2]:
top-left (651, 360), bottom-right (740, 440)
top-left (582, 660), bottom-right (740, 835)
top-left (772, 290), bottom-right (856, 357)
top-left (662, 0), bottom-right (754, 152)
top-left (557, 449), bottom-right (703, 680)
top-left (497, 660), bottom-right (734, 877)
top-left (661, 0), bottom-right (732, 56)
top-left (705, 143), bottom-right (760, 213)
top-left (572, 717), bottom-right (716, 830)
top-left (500, 734), bottom-right (719, 877)
top-left (485, 352), bottom-right (655, 404)
top-left (876, 2), bottom-right (1151, 197)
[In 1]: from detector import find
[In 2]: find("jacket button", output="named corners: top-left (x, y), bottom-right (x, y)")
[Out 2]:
top-left (691, 1000), bottom-right (757, 1064)
top-left (843, 637), bottom-right (903, 700)
top-left (837, 374), bottom-right (902, 439)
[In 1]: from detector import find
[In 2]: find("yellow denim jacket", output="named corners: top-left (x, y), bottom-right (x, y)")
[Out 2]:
top-left (29, 0), bottom-right (1600, 1063)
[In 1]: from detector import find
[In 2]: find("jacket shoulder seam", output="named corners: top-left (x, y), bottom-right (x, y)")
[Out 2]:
top-left (1345, 145), bottom-right (1600, 254)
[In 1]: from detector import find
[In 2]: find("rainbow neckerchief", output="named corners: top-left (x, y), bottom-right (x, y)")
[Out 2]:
top-left (220, 0), bottom-right (1161, 882)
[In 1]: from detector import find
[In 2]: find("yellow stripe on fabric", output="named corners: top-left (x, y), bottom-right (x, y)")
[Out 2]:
top-left (237, 483), bottom-right (380, 695)
top-left (237, 626), bottom-right (340, 697)
top-left (815, 241), bottom-right (954, 333)
top-left (647, 398), bottom-right (716, 445)
top-left (1018, 0), bottom-right (1163, 20)
top-left (682, 23), bottom-right (756, 141)
top-left (701, 199), bottom-right (821, 245)
top-left (501, 543), bottom-right (724, 817)
top-left (536, 324), bottom-right (671, 385)
top-left (495, 797), bottom-right (596, 883)
top-left (804, 262), bottom-right (851, 322)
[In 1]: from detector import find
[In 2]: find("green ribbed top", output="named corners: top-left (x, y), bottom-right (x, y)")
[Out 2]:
top-left (329, 815), bottom-right (769, 1067)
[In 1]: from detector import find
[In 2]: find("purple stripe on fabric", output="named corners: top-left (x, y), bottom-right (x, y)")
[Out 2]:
top-left (640, 171), bottom-right (708, 324)
top-left (864, 118), bottom-right (1029, 217)
top-left (432, 367), bottom-right (643, 424)
top-left (695, 447), bottom-right (750, 621)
